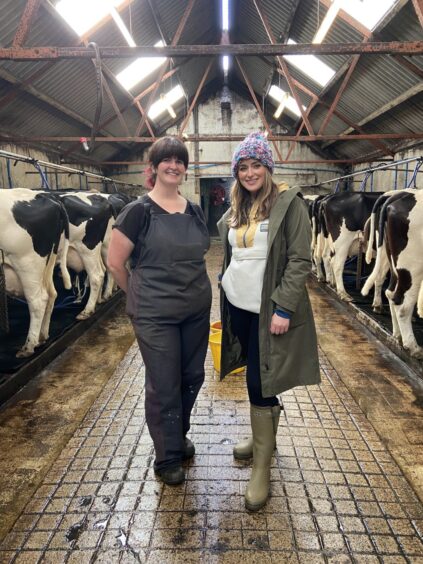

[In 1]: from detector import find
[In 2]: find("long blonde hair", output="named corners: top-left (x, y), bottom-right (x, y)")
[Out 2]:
top-left (228, 167), bottom-right (278, 228)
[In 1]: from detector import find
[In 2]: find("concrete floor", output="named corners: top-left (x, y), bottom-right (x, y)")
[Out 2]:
top-left (0, 241), bottom-right (422, 563)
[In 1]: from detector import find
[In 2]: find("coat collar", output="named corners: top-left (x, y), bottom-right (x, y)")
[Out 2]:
top-left (267, 185), bottom-right (301, 252)
top-left (217, 185), bottom-right (302, 250)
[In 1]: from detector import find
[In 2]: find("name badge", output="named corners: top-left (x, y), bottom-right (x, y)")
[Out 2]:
top-left (260, 221), bottom-right (269, 232)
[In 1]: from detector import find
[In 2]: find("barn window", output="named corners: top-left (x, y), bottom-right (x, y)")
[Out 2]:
top-left (268, 85), bottom-right (306, 118)
top-left (55, 0), bottom-right (126, 37)
top-left (284, 39), bottom-right (335, 87)
top-left (148, 85), bottom-right (185, 120)
top-left (116, 41), bottom-right (167, 91)
top-left (341, 0), bottom-right (399, 30)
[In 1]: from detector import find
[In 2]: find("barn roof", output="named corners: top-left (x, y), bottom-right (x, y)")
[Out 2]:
top-left (0, 0), bottom-right (422, 169)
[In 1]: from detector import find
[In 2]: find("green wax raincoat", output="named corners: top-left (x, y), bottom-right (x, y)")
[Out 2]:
top-left (217, 185), bottom-right (320, 397)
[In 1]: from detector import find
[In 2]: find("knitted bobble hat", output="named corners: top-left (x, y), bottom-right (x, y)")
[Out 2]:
top-left (231, 131), bottom-right (274, 178)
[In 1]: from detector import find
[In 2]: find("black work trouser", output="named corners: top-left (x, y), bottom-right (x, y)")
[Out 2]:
top-left (134, 308), bottom-right (210, 471)
top-left (227, 301), bottom-right (279, 408)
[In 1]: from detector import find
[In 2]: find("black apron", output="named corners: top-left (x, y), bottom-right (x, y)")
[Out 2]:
top-left (126, 202), bottom-right (211, 322)
top-left (127, 202), bottom-right (212, 470)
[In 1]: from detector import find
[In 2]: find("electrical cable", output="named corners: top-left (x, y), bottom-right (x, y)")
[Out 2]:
top-left (85, 42), bottom-right (103, 154)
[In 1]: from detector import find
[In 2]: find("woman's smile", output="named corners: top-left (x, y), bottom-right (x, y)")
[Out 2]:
top-left (238, 158), bottom-right (267, 193)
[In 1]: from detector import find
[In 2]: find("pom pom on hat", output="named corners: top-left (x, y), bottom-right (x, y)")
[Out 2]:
top-left (231, 131), bottom-right (274, 178)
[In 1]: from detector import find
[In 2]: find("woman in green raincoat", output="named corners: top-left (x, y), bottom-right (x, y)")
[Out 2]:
top-left (218, 132), bottom-right (320, 511)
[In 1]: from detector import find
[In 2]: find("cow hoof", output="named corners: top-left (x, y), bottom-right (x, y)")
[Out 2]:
top-left (372, 306), bottom-right (383, 314)
top-left (76, 312), bottom-right (91, 321)
top-left (16, 348), bottom-right (34, 358)
top-left (407, 347), bottom-right (423, 360)
top-left (339, 293), bottom-right (352, 302)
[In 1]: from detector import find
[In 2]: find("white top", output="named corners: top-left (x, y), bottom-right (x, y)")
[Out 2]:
top-left (222, 219), bottom-right (269, 313)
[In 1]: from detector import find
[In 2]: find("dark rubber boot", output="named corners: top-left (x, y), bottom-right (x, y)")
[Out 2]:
top-left (155, 465), bottom-right (185, 485)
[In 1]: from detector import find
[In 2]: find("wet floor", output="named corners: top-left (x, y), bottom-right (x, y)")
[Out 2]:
top-left (0, 241), bottom-right (422, 563)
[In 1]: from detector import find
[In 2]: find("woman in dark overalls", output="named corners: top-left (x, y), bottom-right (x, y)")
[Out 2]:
top-left (107, 137), bottom-right (212, 485)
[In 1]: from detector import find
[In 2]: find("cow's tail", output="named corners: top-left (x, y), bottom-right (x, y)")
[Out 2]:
top-left (417, 279), bottom-right (423, 319)
top-left (43, 247), bottom-right (58, 292)
top-left (311, 217), bottom-right (317, 251)
top-left (362, 198), bottom-right (390, 296)
top-left (315, 205), bottom-right (327, 259)
top-left (365, 213), bottom-right (376, 264)
top-left (58, 202), bottom-right (71, 290)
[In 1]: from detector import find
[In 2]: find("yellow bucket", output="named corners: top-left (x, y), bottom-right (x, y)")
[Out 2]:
top-left (208, 325), bottom-right (245, 375)
top-left (210, 320), bottom-right (222, 333)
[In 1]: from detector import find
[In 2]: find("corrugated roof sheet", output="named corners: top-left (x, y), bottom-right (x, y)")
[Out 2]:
top-left (0, 0), bottom-right (421, 165)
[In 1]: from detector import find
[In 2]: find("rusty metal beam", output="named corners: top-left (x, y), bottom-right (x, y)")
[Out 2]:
top-left (100, 72), bottom-right (131, 138)
top-left (179, 60), bottom-right (213, 135)
top-left (1, 41), bottom-right (422, 60)
top-left (252, 0), bottom-right (314, 135)
top-left (285, 100), bottom-right (318, 161)
top-left (319, 0), bottom-right (423, 80)
top-left (134, 0), bottom-right (196, 136)
top-left (144, 0), bottom-right (191, 121)
top-left (135, 101), bottom-right (156, 139)
top-left (318, 36), bottom-right (372, 135)
top-left (94, 159), bottom-right (358, 165)
top-left (412, 0), bottom-right (423, 28)
top-left (236, 58), bottom-right (283, 161)
top-left (7, 133), bottom-right (422, 143)
top-left (0, 67), bottom-right (99, 131)
top-left (319, 101), bottom-right (395, 157)
top-left (12, 0), bottom-right (42, 48)
top-left (317, 0), bottom-right (371, 38)
top-left (392, 54), bottom-right (423, 80)
top-left (280, 0), bottom-right (302, 43)
top-left (79, 0), bottom-right (134, 42)
top-left (323, 83), bottom-right (423, 147)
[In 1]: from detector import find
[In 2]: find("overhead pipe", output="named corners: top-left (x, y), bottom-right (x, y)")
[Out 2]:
top-left (299, 156), bottom-right (423, 189)
top-left (0, 149), bottom-right (144, 189)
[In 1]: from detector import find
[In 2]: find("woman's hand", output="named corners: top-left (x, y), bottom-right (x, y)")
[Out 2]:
top-left (270, 313), bottom-right (290, 335)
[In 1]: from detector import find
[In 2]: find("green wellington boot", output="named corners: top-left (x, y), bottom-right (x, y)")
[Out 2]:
top-left (233, 404), bottom-right (281, 460)
top-left (244, 405), bottom-right (280, 511)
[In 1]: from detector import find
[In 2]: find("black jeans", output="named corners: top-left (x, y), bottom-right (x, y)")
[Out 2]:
top-left (227, 301), bottom-right (279, 408)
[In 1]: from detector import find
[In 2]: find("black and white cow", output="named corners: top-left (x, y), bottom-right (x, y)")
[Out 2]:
top-left (363, 190), bottom-right (423, 358)
top-left (315, 191), bottom-right (384, 300)
top-left (361, 190), bottom-right (415, 312)
top-left (0, 188), bottom-right (71, 357)
top-left (56, 192), bottom-right (114, 319)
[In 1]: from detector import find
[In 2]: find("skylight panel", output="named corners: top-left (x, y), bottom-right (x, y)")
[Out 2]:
top-left (311, 0), bottom-right (399, 34)
top-left (313, 0), bottom-right (342, 43)
top-left (340, 0), bottom-right (398, 30)
top-left (268, 85), bottom-right (305, 118)
top-left (55, 0), bottom-right (126, 36)
top-left (116, 41), bottom-right (166, 91)
top-left (149, 85), bottom-right (185, 120)
top-left (284, 39), bottom-right (335, 87)
top-left (222, 0), bottom-right (230, 31)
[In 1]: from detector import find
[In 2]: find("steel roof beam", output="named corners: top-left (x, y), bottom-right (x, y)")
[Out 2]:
top-left (134, 0), bottom-right (197, 137)
top-left (6, 133), bottom-right (422, 143)
top-left (179, 60), bottom-right (213, 136)
top-left (252, 0), bottom-right (314, 135)
top-left (1, 41), bottom-right (422, 60)
top-left (0, 67), bottom-right (104, 133)
top-left (412, 0), bottom-right (423, 28)
top-left (236, 58), bottom-right (283, 161)
top-left (322, 83), bottom-right (423, 148)
top-left (327, 84), bottom-right (423, 149)
top-left (12, 0), bottom-right (42, 47)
